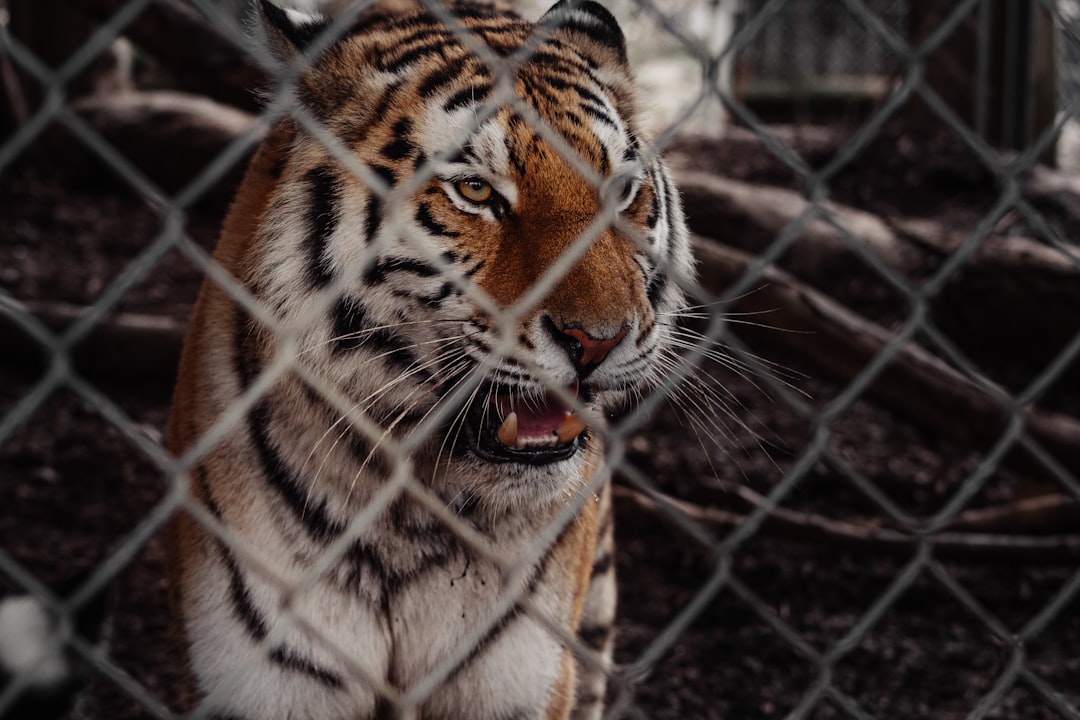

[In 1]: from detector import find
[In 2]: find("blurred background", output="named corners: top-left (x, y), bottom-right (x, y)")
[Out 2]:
top-left (1, 0), bottom-right (1079, 718)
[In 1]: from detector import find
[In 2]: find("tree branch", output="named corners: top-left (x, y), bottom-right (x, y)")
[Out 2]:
top-left (613, 484), bottom-right (1080, 563)
top-left (690, 235), bottom-right (1080, 477)
top-left (75, 0), bottom-right (267, 111)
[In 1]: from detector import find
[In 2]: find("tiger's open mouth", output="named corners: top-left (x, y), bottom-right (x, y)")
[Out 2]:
top-left (464, 381), bottom-right (591, 465)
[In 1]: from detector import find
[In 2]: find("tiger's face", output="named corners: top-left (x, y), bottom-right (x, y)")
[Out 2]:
top-left (251, 0), bottom-right (691, 511)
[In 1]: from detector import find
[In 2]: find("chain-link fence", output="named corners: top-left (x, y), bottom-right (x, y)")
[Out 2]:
top-left (1, 0), bottom-right (1080, 718)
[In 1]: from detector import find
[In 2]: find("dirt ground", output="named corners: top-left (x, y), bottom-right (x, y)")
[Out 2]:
top-left (1, 122), bottom-right (1079, 719)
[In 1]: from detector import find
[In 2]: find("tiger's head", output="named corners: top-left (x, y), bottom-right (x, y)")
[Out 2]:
top-left (248, 0), bottom-right (692, 511)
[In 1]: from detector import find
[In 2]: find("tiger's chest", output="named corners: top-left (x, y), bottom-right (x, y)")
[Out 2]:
top-left (184, 501), bottom-right (577, 720)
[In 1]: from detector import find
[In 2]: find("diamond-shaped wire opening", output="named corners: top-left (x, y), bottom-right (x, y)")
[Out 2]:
top-left (0, 394), bottom-right (184, 719)
top-left (833, 573), bottom-right (1010, 716)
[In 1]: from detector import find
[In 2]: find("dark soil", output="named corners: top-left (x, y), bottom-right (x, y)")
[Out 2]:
top-left (1, 123), bottom-right (1078, 720)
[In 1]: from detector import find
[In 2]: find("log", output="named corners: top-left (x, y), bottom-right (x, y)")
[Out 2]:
top-left (945, 493), bottom-right (1080, 535)
top-left (0, 300), bottom-right (185, 380)
top-left (692, 477), bottom-right (1080, 537)
top-left (74, 0), bottom-right (268, 112)
top-left (669, 146), bottom-right (1080, 369)
top-left (891, 209), bottom-right (1080, 366)
top-left (7, 0), bottom-right (134, 106)
top-left (68, 90), bottom-right (260, 210)
top-left (669, 164), bottom-right (922, 324)
top-left (613, 484), bottom-right (1080, 563)
top-left (690, 235), bottom-right (1080, 476)
top-left (674, 169), bottom-right (917, 273)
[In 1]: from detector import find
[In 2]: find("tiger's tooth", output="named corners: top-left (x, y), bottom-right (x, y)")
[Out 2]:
top-left (497, 412), bottom-right (518, 447)
top-left (555, 413), bottom-right (587, 444)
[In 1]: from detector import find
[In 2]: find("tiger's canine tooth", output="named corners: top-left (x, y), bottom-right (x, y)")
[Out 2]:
top-left (555, 413), bottom-right (586, 444)
top-left (497, 412), bottom-right (518, 447)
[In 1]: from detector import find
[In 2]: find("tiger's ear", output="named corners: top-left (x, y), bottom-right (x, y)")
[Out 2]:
top-left (256, 0), bottom-right (331, 62)
top-left (539, 0), bottom-right (628, 66)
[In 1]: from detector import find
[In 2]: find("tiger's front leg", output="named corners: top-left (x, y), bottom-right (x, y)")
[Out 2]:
top-left (571, 483), bottom-right (616, 720)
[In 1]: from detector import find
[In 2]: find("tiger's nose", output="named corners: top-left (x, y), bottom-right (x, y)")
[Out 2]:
top-left (544, 317), bottom-right (630, 379)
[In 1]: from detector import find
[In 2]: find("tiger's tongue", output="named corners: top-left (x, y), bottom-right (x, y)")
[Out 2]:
top-left (493, 382), bottom-right (586, 447)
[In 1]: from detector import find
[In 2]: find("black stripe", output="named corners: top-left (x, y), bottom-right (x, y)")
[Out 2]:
top-left (235, 317), bottom-right (346, 542)
top-left (260, 0), bottom-right (328, 50)
top-left (380, 36), bottom-right (451, 74)
top-left (465, 258), bottom-right (486, 278)
top-left (297, 384), bottom-right (388, 477)
top-left (414, 151), bottom-right (431, 173)
top-left (544, 3), bottom-right (627, 64)
top-left (304, 166), bottom-right (340, 289)
top-left (442, 520), bottom-right (574, 684)
top-left (269, 155), bottom-right (286, 180)
top-left (248, 400), bottom-right (346, 542)
top-left (216, 535), bottom-right (345, 688)
top-left (477, 29), bottom-right (522, 56)
top-left (193, 463), bottom-right (223, 519)
top-left (445, 143), bottom-right (476, 165)
top-left (331, 295), bottom-right (376, 353)
top-left (382, 544), bottom-right (459, 601)
top-left (545, 37), bottom-right (599, 70)
top-left (506, 141), bottom-right (529, 178)
top-left (529, 49), bottom-right (593, 76)
top-left (375, 697), bottom-right (399, 720)
top-left (520, 76), bottom-right (563, 110)
top-left (581, 102), bottom-right (617, 129)
top-left (368, 163), bottom-right (397, 191)
top-left (645, 272), bottom-right (666, 308)
top-left (419, 65), bottom-right (462, 98)
top-left (415, 203), bottom-right (460, 238)
top-left (268, 646), bottom-right (345, 689)
top-left (381, 118), bottom-right (414, 160)
top-left (541, 73), bottom-right (609, 113)
top-left (663, 168), bottom-right (680, 246)
top-left (450, 3), bottom-right (508, 21)
top-left (331, 296), bottom-right (420, 371)
top-left (364, 255), bottom-right (440, 284)
top-left (443, 84), bottom-right (492, 114)
top-left (590, 551), bottom-right (612, 578)
top-left (346, 81), bottom-right (404, 146)
top-left (221, 545), bottom-right (269, 640)
top-left (363, 164), bottom-right (396, 244)
top-left (414, 282), bottom-right (455, 308)
top-left (649, 167), bottom-right (667, 231)
top-left (232, 313), bottom-right (259, 388)
top-left (577, 622), bottom-right (613, 651)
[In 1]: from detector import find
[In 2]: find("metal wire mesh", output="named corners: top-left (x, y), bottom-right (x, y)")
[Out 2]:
top-left (740, 0), bottom-right (907, 80)
top-left (1, 0), bottom-right (1079, 718)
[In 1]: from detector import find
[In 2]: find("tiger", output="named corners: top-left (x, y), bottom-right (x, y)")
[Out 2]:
top-left (164, 0), bottom-right (692, 718)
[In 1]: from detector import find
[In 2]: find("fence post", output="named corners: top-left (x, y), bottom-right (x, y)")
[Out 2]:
top-left (905, 0), bottom-right (1058, 150)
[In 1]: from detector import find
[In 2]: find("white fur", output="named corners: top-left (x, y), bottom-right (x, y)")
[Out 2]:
top-left (0, 596), bottom-right (69, 688)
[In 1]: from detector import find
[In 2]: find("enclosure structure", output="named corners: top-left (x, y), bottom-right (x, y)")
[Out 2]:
top-left (1, 0), bottom-right (1079, 718)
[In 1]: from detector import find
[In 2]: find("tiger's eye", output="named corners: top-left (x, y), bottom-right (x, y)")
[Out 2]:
top-left (457, 178), bottom-right (493, 204)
